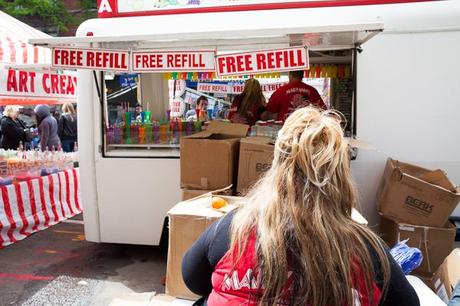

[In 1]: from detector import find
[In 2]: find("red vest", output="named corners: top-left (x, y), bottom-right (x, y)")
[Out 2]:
top-left (207, 234), bottom-right (382, 306)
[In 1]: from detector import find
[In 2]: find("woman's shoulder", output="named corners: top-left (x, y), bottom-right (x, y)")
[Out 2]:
top-left (1, 117), bottom-right (16, 126)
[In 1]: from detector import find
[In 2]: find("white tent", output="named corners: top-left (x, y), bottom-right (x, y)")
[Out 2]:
top-left (0, 10), bottom-right (76, 105)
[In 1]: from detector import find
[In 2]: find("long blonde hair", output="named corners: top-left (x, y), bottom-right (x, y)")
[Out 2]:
top-left (62, 102), bottom-right (76, 115)
top-left (230, 107), bottom-right (390, 306)
top-left (238, 78), bottom-right (266, 116)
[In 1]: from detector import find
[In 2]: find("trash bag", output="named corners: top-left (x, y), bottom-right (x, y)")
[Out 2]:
top-left (390, 239), bottom-right (423, 275)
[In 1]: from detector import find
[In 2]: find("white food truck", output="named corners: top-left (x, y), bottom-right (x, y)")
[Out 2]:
top-left (31, 0), bottom-right (460, 246)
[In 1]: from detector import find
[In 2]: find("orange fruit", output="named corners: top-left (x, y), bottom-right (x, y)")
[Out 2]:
top-left (212, 196), bottom-right (228, 209)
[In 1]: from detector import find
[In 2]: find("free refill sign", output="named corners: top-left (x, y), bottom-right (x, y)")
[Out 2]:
top-left (216, 46), bottom-right (309, 77)
top-left (132, 50), bottom-right (216, 72)
top-left (52, 47), bottom-right (130, 72)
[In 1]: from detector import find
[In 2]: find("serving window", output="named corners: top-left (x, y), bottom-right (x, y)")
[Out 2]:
top-left (101, 49), bottom-right (355, 158)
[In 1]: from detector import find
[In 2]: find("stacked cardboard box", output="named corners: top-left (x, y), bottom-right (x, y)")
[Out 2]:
top-left (236, 137), bottom-right (275, 195)
top-left (180, 121), bottom-right (249, 196)
top-left (165, 194), bottom-right (246, 300)
top-left (378, 158), bottom-right (460, 290)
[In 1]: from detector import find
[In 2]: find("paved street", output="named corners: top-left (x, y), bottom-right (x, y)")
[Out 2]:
top-left (0, 214), bottom-right (168, 306)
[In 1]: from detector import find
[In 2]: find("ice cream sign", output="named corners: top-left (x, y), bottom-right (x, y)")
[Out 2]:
top-left (0, 69), bottom-right (77, 100)
top-left (215, 46), bottom-right (309, 77)
top-left (97, 0), bottom-right (396, 18)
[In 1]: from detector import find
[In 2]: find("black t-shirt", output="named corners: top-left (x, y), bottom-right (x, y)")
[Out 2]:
top-left (182, 211), bottom-right (420, 306)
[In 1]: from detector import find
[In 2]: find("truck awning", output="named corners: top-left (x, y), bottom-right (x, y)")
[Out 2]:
top-left (30, 22), bottom-right (383, 52)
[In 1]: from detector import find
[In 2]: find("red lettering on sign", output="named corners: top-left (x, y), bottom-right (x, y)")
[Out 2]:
top-left (236, 55), bottom-right (245, 72)
top-left (77, 51), bottom-right (83, 66)
top-left (42, 74), bottom-right (50, 94)
top-left (95, 52), bottom-right (102, 67)
top-left (297, 49), bottom-right (306, 66)
top-left (142, 55), bottom-right (148, 68)
top-left (173, 55), bottom-right (180, 67)
top-left (54, 50), bottom-right (61, 65)
top-left (217, 57), bottom-right (225, 74)
top-left (226, 57), bottom-right (236, 73)
top-left (67, 76), bottom-right (76, 95)
top-left (51, 75), bottom-right (59, 94)
top-left (275, 51), bottom-right (283, 68)
top-left (68, 50), bottom-right (75, 66)
top-left (256, 54), bottom-right (267, 70)
top-left (102, 52), bottom-right (109, 68)
top-left (120, 53), bottom-right (127, 69)
top-left (244, 55), bottom-right (252, 71)
top-left (6, 70), bottom-right (17, 92)
top-left (109, 52), bottom-right (120, 68)
top-left (19, 71), bottom-right (28, 92)
top-left (153, 54), bottom-right (163, 68)
top-left (61, 50), bottom-right (69, 66)
top-left (29, 72), bottom-right (36, 93)
top-left (59, 75), bottom-right (67, 94)
top-left (267, 52), bottom-right (275, 70)
top-left (167, 54), bottom-right (174, 67)
top-left (87, 52), bottom-right (95, 67)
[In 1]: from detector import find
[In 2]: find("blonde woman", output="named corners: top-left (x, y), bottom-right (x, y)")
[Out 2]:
top-left (58, 103), bottom-right (77, 152)
top-left (182, 107), bottom-right (419, 306)
top-left (0, 105), bottom-right (26, 150)
top-left (228, 78), bottom-right (266, 126)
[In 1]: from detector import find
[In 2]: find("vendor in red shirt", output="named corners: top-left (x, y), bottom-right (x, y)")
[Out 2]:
top-left (263, 70), bottom-right (327, 122)
top-left (227, 78), bottom-right (266, 126)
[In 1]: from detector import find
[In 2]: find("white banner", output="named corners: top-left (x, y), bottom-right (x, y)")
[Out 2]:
top-left (52, 47), bottom-right (130, 72)
top-left (216, 46), bottom-right (309, 77)
top-left (97, 0), bottom-right (354, 18)
top-left (0, 69), bottom-right (77, 100)
top-left (197, 81), bottom-right (285, 94)
top-left (197, 83), bottom-right (232, 94)
top-left (132, 50), bottom-right (215, 72)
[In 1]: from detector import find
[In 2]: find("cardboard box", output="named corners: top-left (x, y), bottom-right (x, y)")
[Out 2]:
top-left (166, 194), bottom-right (246, 300)
top-left (377, 158), bottom-right (460, 227)
top-left (432, 248), bottom-right (460, 303)
top-left (379, 214), bottom-right (456, 274)
top-left (180, 121), bottom-right (248, 190)
top-left (237, 137), bottom-right (274, 195)
top-left (181, 188), bottom-right (234, 201)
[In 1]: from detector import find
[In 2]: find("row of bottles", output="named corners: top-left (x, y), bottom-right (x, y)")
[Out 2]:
top-left (0, 143), bottom-right (78, 185)
top-left (106, 120), bottom-right (205, 146)
top-left (249, 120), bottom-right (283, 141)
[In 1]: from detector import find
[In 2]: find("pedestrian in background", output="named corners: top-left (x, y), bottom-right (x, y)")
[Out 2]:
top-left (0, 105), bottom-right (26, 150)
top-left (58, 103), bottom-right (78, 152)
top-left (34, 105), bottom-right (61, 151)
top-left (227, 78), bottom-right (266, 126)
